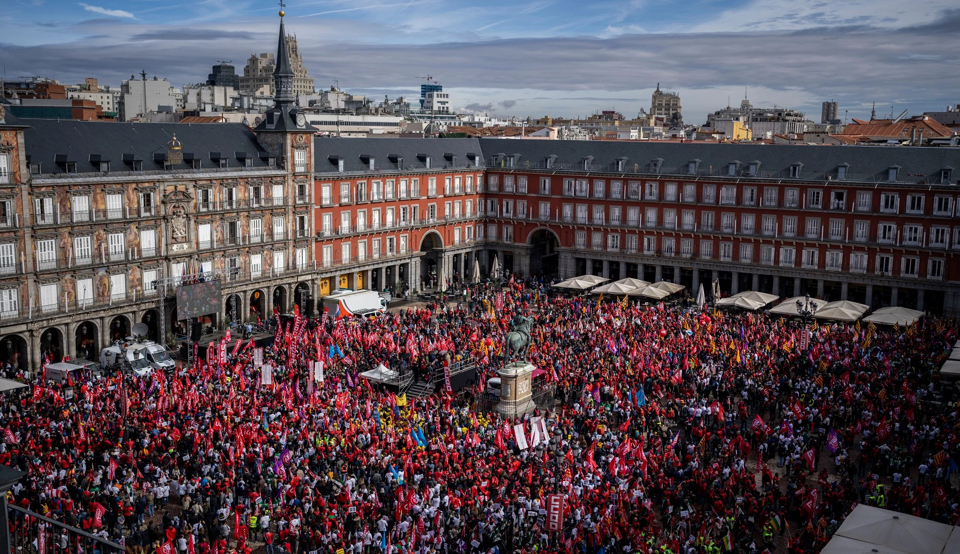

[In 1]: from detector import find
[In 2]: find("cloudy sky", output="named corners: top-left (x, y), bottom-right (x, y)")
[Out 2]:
top-left (2, 0), bottom-right (959, 123)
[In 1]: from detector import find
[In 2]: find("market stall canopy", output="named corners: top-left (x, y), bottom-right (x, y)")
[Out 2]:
top-left (716, 291), bottom-right (779, 311)
top-left (626, 284), bottom-right (671, 300)
top-left (591, 280), bottom-right (643, 295)
top-left (575, 275), bottom-right (609, 285)
top-left (862, 306), bottom-right (924, 327)
top-left (830, 505), bottom-right (954, 554)
top-left (553, 278), bottom-right (602, 291)
top-left (0, 378), bottom-right (27, 394)
top-left (648, 281), bottom-right (685, 294)
top-left (814, 300), bottom-right (870, 323)
top-left (360, 364), bottom-right (399, 383)
top-left (940, 359), bottom-right (960, 378)
top-left (820, 535), bottom-right (915, 554)
top-left (768, 296), bottom-right (824, 316)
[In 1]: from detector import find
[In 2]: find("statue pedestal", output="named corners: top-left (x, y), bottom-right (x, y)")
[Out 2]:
top-left (496, 361), bottom-right (536, 417)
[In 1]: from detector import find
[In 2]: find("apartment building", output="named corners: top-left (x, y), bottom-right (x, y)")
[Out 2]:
top-left (479, 139), bottom-right (960, 316)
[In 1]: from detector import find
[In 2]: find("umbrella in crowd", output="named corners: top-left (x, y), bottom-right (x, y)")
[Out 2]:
top-left (863, 306), bottom-right (924, 327)
top-left (815, 300), bottom-right (871, 323)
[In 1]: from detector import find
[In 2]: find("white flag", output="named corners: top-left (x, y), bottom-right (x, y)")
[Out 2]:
top-left (261, 364), bottom-right (273, 385)
top-left (539, 418), bottom-right (550, 441)
top-left (530, 416), bottom-right (544, 448)
top-left (314, 361), bottom-right (325, 383)
top-left (514, 423), bottom-right (529, 450)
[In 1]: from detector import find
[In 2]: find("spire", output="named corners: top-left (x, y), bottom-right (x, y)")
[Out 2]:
top-left (871, 101), bottom-right (876, 121)
top-left (273, 2), bottom-right (295, 105)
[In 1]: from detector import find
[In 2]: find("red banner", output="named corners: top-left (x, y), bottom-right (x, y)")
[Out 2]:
top-left (799, 329), bottom-right (809, 350)
top-left (443, 359), bottom-right (452, 393)
top-left (546, 494), bottom-right (565, 532)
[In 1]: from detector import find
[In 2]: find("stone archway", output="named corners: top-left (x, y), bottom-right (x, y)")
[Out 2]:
top-left (140, 310), bottom-right (160, 342)
top-left (250, 290), bottom-right (265, 321)
top-left (419, 231), bottom-right (444, 288)
top-left (224, 294), bottom-right (242, 324)
top-left (272, 286), bottom-right (287, 314)
top-left (294, 282), bottom-right (312, 317)
top-left (74, 321), bottom-right (99, 361)
top-left (527, 228), bottom-right (561, 278)
top-left (0, 334), bottom-right (29, 371)
top-left (40, 327), bottom-right (64, 364)
top-left (108, 315), bottom-right (130, 343)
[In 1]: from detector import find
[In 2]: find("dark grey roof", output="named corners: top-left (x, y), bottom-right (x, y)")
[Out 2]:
top-left (476, 139), bottom-right (960, 185)
top-left (22, 119), bottom-right (272, 175)
top-left (314, 137), bottom-right (484, 175)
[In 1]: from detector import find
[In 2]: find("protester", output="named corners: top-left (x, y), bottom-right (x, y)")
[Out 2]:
top-left (1, 276), bottom-right (958, 554)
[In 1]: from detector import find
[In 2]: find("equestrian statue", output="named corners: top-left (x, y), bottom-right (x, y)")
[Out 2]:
top-left (504, 315), bottom-right (535, 361)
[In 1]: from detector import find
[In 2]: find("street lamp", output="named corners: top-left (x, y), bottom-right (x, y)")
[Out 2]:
top-left (796, 294), bottom-right (818, 326)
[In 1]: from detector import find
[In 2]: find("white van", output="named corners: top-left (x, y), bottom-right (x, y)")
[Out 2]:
top-left (486, 377), bottom-right (502, 397)
top-left (322, 290), bottom-right (388, 317)
top-left (45, 361), bottom-right (102, 385)
top-left (100, 346), bottom-right (154, 377)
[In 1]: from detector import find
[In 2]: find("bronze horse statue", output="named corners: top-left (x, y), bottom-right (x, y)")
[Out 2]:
top-left (505, 315), bottom-right (535, 361)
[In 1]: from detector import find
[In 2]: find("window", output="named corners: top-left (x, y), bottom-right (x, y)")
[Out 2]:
top-left (741, 214), bottom-right (755, 235)
top-left (465, 226), bottom-right (473, 242)
top-left (502, 226), bottom-right (514, 243)
top-left (760, 245), bottom-right (774, 265)
top-left (720, 186), bottom-right (736, 205)
top-left (853, 221), bottom-right (869, 242)
top-left (627, 181), bottom-right (641, 200)
top-left (830, 191), bottom-right (846, 210)
top-left (272, 184), bottom-right (284, 206)
top-left (850, 252), bottom-right (867, 273)
top-left (683, 183), bottom-right (696, 203)
top-left (902, 257), bottom-right (919, 277)
top-left (664, 182), bottom-right (677, 202)
top-left (610, 181), bottom-right (623, 199)
top-left (399, 179), bottom-right (409, 199)
top-left (702, 185), bottom-right (716, 204)
top-left (876, 254), bottom-right (892, 275)
top-left (483, 175), bottom-right (494, 193)
top-left (643, 236), bottom-right (656, 255)
top-left (934, 195), bottom-right (952, 216)
top-left (644, 182), bottom-right (658, 201)
top-left (627, 207), bottom-right (640, 227)
top-left (856, 191), bottom-right (872, 212)
top-left (540, 177), bottom-right (551, 195)
top-left (356, 211), bottom-right (366, 232)
top-left (826, 251), bottom-right (842, 271)
top-left (790, 164), bottom-right (802, 178)
top-left (110, 273), bottom-right (126, 301)
top-left (739, 244), bottom-right (753, 263)
top-left (454, 177), bottom-right (462, 195)
top-left (903, 224), bottom-right (921, 246)
top-left (719, 242), bottom-right (732, 262)
top-left (273, 215), bottom-right (286, 240)
top-left (37, 239), bottom-right (56, 270)
top-left (727, 163), bottom-right (738, 177)
top-left (783, 216), bottom-right (797, 237)
top-left (453, 228), bottom-right (461, 245)
top-left (663, 208), bottom-right (676, 229)
top-left (805, 217), bottom-right (820, 239)
top-left (610, 206), bottom-right (622, 226)
top-left (807, 189), bottom-right (822, 209)
top-left (887, 167), bottom-right (899, 181)
top-left (40, 283), bottom-right (58, 313)
top-left (644, 207), bottom-right (657, 228)
top-left (593, 180), bottom-right (605, 199)
top-left (880, 193), bottom-right (899, 213)
top-left (296, 248), bottom-right (307, 270)
top-left (372, 180), bottom-right (383, 201)
top-left (784, 189), bottom-right (799, 208)
top-left (662, 237), bottom-right (675, 257)
top-left (274, 250), bottom-right (286, 273)
top-left (372, 209), bottom-right (381, 229)
top-left (906, 194), bottom-right (925, 214)
top-left (680, 238), bottom-right (693, 258)
top-left (142, 269), bottom-right (158, 295)
top-left (411, 178), bottom-right (421, 197)
top-left (747, 162), bottom-right (760, 177)
top-left (139, 191), bottom-right (155, 216)
top-left (296, 181), bottom-right (308, 203)
top-left (427, 205), bottom-right (436, 223)
top-left (576, 205), bottom-right (588, 224)
top-left (878, 223), bottom-right (896, 244)
top-left (575, 180), bottom-right (589, 197)
top-left (721, 213), bottom-right (735, 233)
top-left (342, 243), bottom-right (351, 264)
top-left (0, 243), bottom-right (15, 275)
top-left (106, 193), bottom-right (124, 218)
top-left (465, 200), bottom-right (472, 218)
top-left (34, 197), bottom-right (54, 225)
top-left (700, 240), bottom-right (713, 260)
top-left (829, 219), bottom-right (844, 241)
top-left (563, 179), bottom-right (575, 197)
top-left (73, 236), bottom-right (92, 266)
top-left (108, 232), bottom-right (125, 261)
top-left (681, 210), bottom-right (694, 230)
top-left (294, 149), bottom-right (307, 173)
top-left (250, 218), bottom-right (263, 243)
top-left (561, 204), bottom-right (573, 223)
top-left (0, 154), bottom-right (8, 184)
top-left (626, 234), bottom-right (638, 253)
top-left (929, 258), bottom-right (944, 280)
top-left (385, 208), bottom-right (395, 228)
top-left (72, 195), bottom-right (90, 222)
top-left (340, 182), bottom-right (351, 203)
top-left (574, 231), bottom-right (586, 249)
top-left (763, 187), bottom-right (778, 208)
top-left (779, 247), bottom-right (795, 267)
top-left (320, 247), bottom-right (332, 268)
top-left (250, 185), bottom-right (263, 208)
top-left (762, 215), bottom-right (776, 236)
top-left (701, 211), bottom-right (714, 232)
top-left (197, 223), bottom-right (212, 249)
top-left (539, 201), bottom-right (550, 221)
top-left (837, 165), bottom-right (848, 180)
top-left (320, 184), bottom-right (332, 205)
top-left (514, 201), bottom-right (523, 219)
top-left (931, 226), bottom-right (947, 248)
top-left (802, 249), bottom-right (819, 269)
top-left (742, 187), bottom-right (756, 206)
top-left (372, 239), bottom-right (381, 259)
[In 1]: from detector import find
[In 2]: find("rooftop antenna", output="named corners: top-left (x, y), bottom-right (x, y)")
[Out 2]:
top-left (870, 101), bottom-right (876, 120)
top-left (140, 70), bottom-right (148, 121)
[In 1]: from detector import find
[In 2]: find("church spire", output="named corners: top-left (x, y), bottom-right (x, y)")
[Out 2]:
top-left (273, 2), bottom-right (295, 106)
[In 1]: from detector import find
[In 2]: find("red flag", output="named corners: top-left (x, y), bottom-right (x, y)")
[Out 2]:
top-left (751, 414), bottom-right (765, 431)
top-left (804, 449), bottom-right (816, 472)
top-left (92, 502), bottom-right (106, 528)
top-left (876, 418), bottom-right (891, 441)
top-left (156, 540), bottom-right (175, 554)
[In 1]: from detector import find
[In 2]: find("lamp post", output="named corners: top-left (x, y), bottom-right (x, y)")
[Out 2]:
top-left (795, 294), bottom-right (818, 326)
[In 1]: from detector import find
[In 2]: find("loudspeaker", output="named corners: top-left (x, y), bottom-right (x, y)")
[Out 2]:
top-left (180, 343), bottom-right (188, 358)
top-left (191, 322), bottom-right (202, 342)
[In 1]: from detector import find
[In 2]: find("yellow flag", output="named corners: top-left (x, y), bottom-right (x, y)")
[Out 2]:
top-left (735, 349), bottom-right (742, 364)
top-left (855, 320), bottom-right (861, 332)
top-left (621, 295), bottom-right (628, 308)
top-left (597, 294), bottom-right (604, 309)
top-left (396, 393), bottom-right (407, 407)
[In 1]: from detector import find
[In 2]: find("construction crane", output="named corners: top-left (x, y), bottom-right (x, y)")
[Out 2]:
top-left (417, 75), bottom-right (438, 85)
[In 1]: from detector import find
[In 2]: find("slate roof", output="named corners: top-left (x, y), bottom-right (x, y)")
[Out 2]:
top-left (22, 119), bottom-right (273, 175)
top-left (476, 138), bottom-right (960, 185)
top-left (313, 137), bottom-right (485, 175)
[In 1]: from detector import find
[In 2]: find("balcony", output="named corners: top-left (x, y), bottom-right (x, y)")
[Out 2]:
top-left (140, 205), bottom-right (157, 217)
top-left (35, 214), bottom-right (55, 226)
top-left (72, 211), bottom-right (91, 223)
top-left (74, 255), bottom-right (93, 267)
top-left (109, 249), bottom-right (125, 262)
top-left (38, 257), bottom-right (57, 271)
top-left (296, 228), bottom-right (310, 238)
top-left (249, 233), bottom-right (262, 244)
top-left (850, 265), bottom-right (866, 274)
top-left (198, 240), bottom-right (212, 250)
top-left (141, 247), bottom-right (157, 258)
top-left (0, 263), bottom-right (15, 275)
top-left (274, 230), bottom-right (287, 241)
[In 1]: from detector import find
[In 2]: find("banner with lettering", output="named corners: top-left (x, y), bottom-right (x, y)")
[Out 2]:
top-left (546, 494), bottom-right (565, 532)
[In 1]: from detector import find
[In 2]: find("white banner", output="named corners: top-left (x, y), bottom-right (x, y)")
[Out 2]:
top-left (530, 416), bottom-right (544, 448)
top-left (539, 417), bottom-right (550, 442)
top-left (514, 423), bottom-right (529, 450)
top-left (261, 364), bottom-right (273, 386)
top-left (314, 361), bottom-right (325, 383)
top-left (254, 348), bottom-right (263, 368)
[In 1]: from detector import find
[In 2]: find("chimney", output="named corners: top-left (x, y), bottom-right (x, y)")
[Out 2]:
top-left (918, 129), bottom-right (923, 145)
top-left (911, 127), bottom-right (916, 146)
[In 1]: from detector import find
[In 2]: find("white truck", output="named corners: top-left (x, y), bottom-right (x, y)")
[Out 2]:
top-left (100, 341), bottom-right (174, 376)
top-left (322, 289), bottom-right (388, 317)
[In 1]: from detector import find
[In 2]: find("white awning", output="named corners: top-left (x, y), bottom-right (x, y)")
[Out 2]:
top-left (863, 306), bottom-right (924, 327)
top-left (814, 300), bottom-right (870, 322)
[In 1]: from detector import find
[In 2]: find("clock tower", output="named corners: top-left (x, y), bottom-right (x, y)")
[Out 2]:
top-left (255, 4), bottom-right (315, 168)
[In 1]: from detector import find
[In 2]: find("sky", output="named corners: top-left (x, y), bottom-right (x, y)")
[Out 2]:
top-left (1, 0), bottom-right (960, 123)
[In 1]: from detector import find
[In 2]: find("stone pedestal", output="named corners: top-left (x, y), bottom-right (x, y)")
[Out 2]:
top-left (496, 361), bottom-right (536, 417)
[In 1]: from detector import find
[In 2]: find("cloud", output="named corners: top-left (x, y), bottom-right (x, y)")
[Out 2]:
top-left (499, 100), bottom-right (517, 109)
top-left (78, 3), bottom-right (135, 19)
top-left (463, 103), bottom-right (495, 113)
top-left (130, 29), bottom-right (255, 41)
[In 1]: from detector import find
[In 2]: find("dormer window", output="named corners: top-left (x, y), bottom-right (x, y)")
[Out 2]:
top-left (123, 153), bottom-right (143, 172)
top-left (687, 159), bottom-right (700, 175)
top-left (89, 154), bottom-right (110, 173)
top-left (417, 153), bottom-right (431, 169)
top-left (389, 154), bottom-right (403, 170)
top-left (360, 155), bottom-right (375, 171)
top-left (329, 156), bottom-right (344, 172)
top-left (727, 161), bottom-right (741, 177)
top-left (650, 158), bottom-right (664, 173)
top-left (789, 163), bottom-right (803, 178)
top-left (56, 154), bottom-right (77, 174)
top-left (444, 153), bottom-right (457, 167)
top-left (466, 153), bottom-right (480, 167)
top-left (581, 156), bottom-right (593, 170)
top-left (747, 161), bottom-right (760, 177)
top-left (184, 153), bottom-right (201, 169)
top-left (616, 157), bottom-right (628, 172)
top-left (236, 151), bottom-right (252, 168)
top-left (940, 167), bottom-right (953, 185)
top-left (210, 152), bottom-right (227, 169)
top-left (837, 164), bottom-right (848, 180)
top-left (887, 166), bottom-right (900, 182)
top-left (545, 155), bottom-right (556, 169)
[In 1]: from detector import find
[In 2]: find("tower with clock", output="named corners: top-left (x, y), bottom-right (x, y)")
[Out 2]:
top-left (255, 2), bottom-right (315, 171)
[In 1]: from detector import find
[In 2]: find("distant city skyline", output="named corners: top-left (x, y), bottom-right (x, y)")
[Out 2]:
top-left (2, 0), bottom-right (959, 123)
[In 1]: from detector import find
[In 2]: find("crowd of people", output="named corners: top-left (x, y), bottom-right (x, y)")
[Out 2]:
top-left (1, 277), bottom-right (959, 554)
